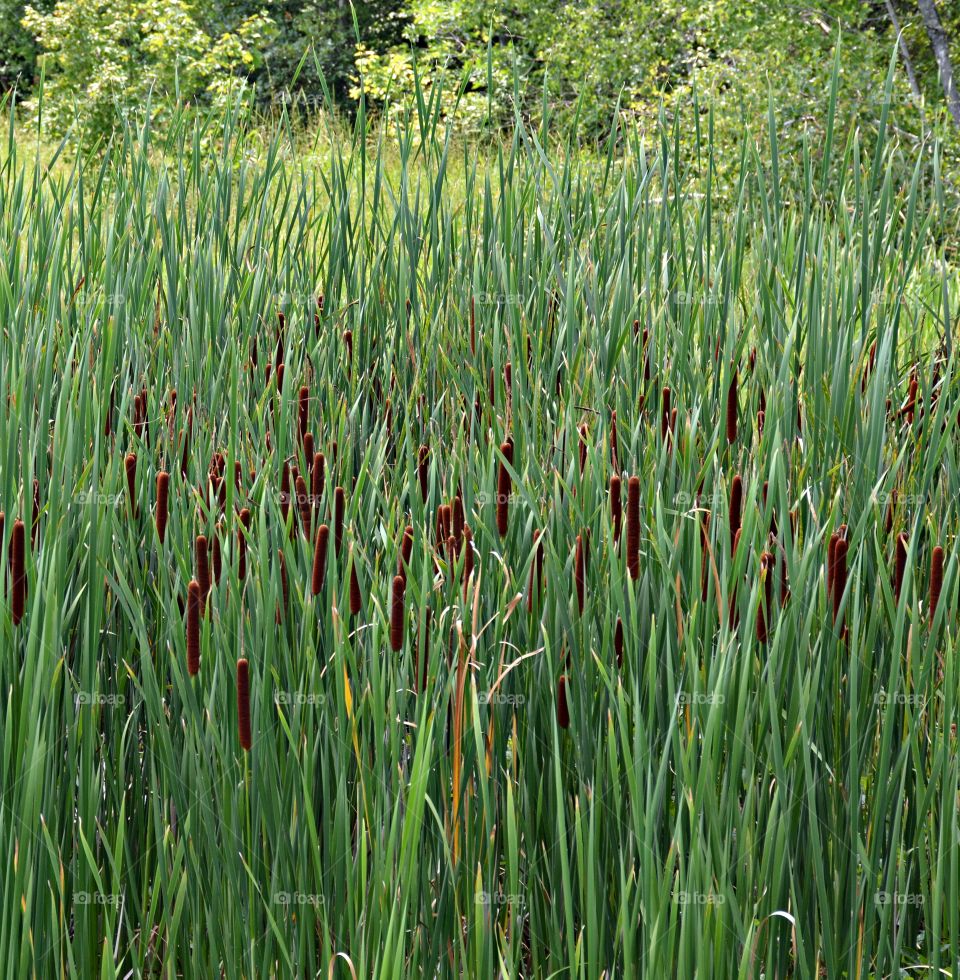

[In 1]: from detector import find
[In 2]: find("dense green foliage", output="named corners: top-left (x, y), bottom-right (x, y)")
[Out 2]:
top-left (0, 62), bottom-right (959, 975)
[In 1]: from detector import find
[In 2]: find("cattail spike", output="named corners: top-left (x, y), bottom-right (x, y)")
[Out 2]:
top-left (390, 574), bottom-right (406, 652)
top-left (125, 452), bottom-right (138, 518)
top-left (726, 369), bottom-right (738, 444)
top-left (312, 524), bottom-right (330, 595)
top-left (237, 658), bottom-right (252, 751)
top-left (334, 486), bottom-right (345, 556)
top-left (626, 476), bottom-right (641, 580)
top-left (610, 475), bottom-right (622, 542)
top-left (729, 475), bottom-right (743, 547)
top-left (557, 676), bottom-right (570, 729)
top-left (238, 508), bottom-right (251, 580)
top-left (496, 441), bottom-right (513, 537)
top-left (186, 580), bottom-right (201, 675)
top-left (11, 519), bottom-right (25, 626)
top-left (196, 535), bottom-right (210, 610)
top-left (156, 472), bottom-right (169, 543)
top-left (929, 546), bottom-right (944, 624)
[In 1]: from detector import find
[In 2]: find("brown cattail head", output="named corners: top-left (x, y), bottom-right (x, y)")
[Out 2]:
top-left (196, 535), bottom-right (210, 609)
top-left (929, 545), bottom-right (944, 623)
top-left (295, 475), bottom-right (311, 538)
top-left (390, 574), bottom-right (406, 652)
top-left (574, 534), bottom-right (586, 614)
top-left (343, 330), bottom-right (353, 370)
top-left (614, 617), bottom-right (624, 667)
top-left (578, 424), bottom-right (588, 474)
top-left (349, 557), bottom-right (362, 616)
top-left (893, 533), bottom-right (908, 603)
top-left (726, 369), bottom-right (738, 444)
top-left (729, 475), bottom-right (743, 547)
top-left (610, 475), bottom-right (622, 542)
top-left (280, 461), bottom-right (291, 527)
top-left (303, 433), bottom-right (314, 471)
top-left (312, 524), bottom-right (330, 595)
top-left (11, 519), bottom-right (25, 626)
top-left (156, 472), bottom-right (170, 543)
top-left (626, 476), bottom-right (641, 580)
top-left (125, 452), bottom-right (138, 518)
top-left (334, 486), bottom-right (345, 556)
top-left (237, 658), bottom-right (252, 751)
top-left (186, 580), bottom-right (201, 675)
top-left (417, 445), bottom-right (429, 502)
top-left (556, 675), bottom-right (570, 729)
top-left (452, 494), bottom-right (465, 548)
top-left (238, 508), bottom-right (251, 580)
top-left (496, 441), bottom-right (513, 537)
top-left (827, 533), bottom-right (839, 598)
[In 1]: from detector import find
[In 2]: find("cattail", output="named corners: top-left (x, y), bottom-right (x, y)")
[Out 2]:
top-left (660, 387), bottom-right (671, 440)
top-left (826, 533), bottom-right (839, 598)
top-left (574, 534), bottom-right (586, 614)
top-left (10, 519), bottom-right (25, 626)
top-left (276, 362), bottom-right (285, 393)
top-left (929, 546), bottom-right (944, 623)
top-left (726, 369), bottom-right (738, 444)
top-left (438, 505), bottom-right (452, 546)
top-left (390, 574), bottom-right (406, 651)
top-left (152, 471), bottom-right (170, 544)
top-left (399, 524), bottom-right (414, 577)
top-left (496, 441), bottom-right (513, 537)
top-left (296, 475), bottom-right (311, 538)
top-left (610, 475), bottom-right (622, 542)
top-left (757, 551), bottom-right (774, 643)
top-left (732, 526), bottom-right (742, 557)
top-left (504, 362), bottom-right (512, 408)
top-left (556, 676), bottom-right (570, 729)
top-left (578, 424), bottom-right (588, 474)
top-left (610, 410), bottom-right (619, 471)
top-left (334, 486), bottom-right (345, 556)
top-left (417, 445), bottom-right (430, 502)
top-left (862, 340), bottom-right (877, 392)
top-left (893, 533), bottom-right (908, 603)
top-left (488, 367), bottom-right (495, 407)
top-left (779, 548), bottom-right (789, 607)
top-left (343, 330), bottom-right (353, 372)
top-left (452, 494), bottom-right (465, 548)
top-left (303, 433), bottom-right (314, 470)
top-left (349, 558), bottom-right (362, 616)
top-left (238, 508), bottom-right (251, 580)
top-left (626, 476), bottom-right (641, 579)
top-left (298, 386), bottom-right (309, 443)
top-left (186, 580), bottom-right (201, 675)
top-left (832, 538), bottom-right (848, 625)
top-left (312, 452), bottom-right (325, 511)
top-left (614, 617), bottom-right (623, 668)
top-left (124, 452), bottom-right (138, 518)
top-left (196, 536), bottom-right (210, 609)
top-left (312, 524), bottom-right (330, 595)
top-left (236, 659), bottom-right (252, 751)
top-left (729, 476), bottom-right (743, 547)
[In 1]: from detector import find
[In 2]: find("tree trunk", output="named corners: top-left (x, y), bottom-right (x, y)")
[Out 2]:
top-left (916, 0), bottom-right (960, 126)
top-left (885, 0), bottom-right (925, 111)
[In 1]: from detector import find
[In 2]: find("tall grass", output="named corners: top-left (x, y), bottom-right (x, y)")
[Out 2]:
top-left (0, 58), bottom-right (958, 978)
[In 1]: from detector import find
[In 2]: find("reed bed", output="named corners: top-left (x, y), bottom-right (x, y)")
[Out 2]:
top-left (0, 63), bottom-right (959, 978)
